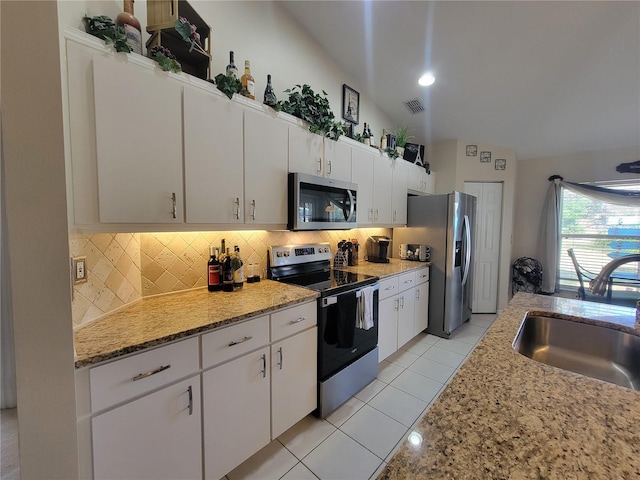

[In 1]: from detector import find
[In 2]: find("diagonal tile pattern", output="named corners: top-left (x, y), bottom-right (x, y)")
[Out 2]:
top-left (225, 314), bottom-right (497, 480)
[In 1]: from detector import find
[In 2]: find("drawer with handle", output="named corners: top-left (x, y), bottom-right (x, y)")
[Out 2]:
top-left (202, 315), bottom-right (270, 369)
top-left (271, 301), bottom-right (317, 342)
top-left (398, 271), bottom-right (417, 292)
top-left (379, 276), bottom-right (399, 301)
top-left (416, 266), bottom-right (430, 285)
top-left (89, 337), bottom-right (199, 413)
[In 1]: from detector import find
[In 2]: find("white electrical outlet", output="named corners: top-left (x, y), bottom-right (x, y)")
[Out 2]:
top-left (72, 256), bottom-right (87, 284)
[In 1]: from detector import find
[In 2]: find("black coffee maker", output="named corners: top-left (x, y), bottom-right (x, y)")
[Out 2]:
top-left (365, 236), bottom-right (391, 263)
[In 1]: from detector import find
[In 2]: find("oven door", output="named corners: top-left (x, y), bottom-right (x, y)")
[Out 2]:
top-left (288, 173), bottom-right (357, 230)
top-left (318, 284), bottom-right (379, 381)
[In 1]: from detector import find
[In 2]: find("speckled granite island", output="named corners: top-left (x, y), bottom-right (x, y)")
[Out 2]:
top-left (379, 292), bottom-right (640, 480)
top-left (74, 280), bottom-right (318, 367)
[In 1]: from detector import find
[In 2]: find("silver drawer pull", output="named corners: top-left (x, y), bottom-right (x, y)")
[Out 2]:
top-left (289, 317), bottom-right (305, 325)
top-left (404, 279), bottom-right (413, 284)
top-left (132, 364), bottom-right (171, 382)
top-left (228, 336), bottom-right (253, 347)
top-left (385, 286), bottom-right (395, 291)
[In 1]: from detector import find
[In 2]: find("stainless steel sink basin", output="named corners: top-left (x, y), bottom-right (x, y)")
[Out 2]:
top-left (513, 314), bottom-right (640, 390)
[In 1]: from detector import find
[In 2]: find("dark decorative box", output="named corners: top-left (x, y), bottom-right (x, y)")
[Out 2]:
top-left (403, 142), bottom-right (425, 166)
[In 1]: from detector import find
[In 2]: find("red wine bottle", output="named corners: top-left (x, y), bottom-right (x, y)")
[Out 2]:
top-left (207, 247), bottom-right (221, 292)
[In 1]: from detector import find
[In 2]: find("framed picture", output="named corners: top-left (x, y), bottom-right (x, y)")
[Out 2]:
top-left (495, 158), bottom-right (506, 170)
top-left (480, 151), bottom-right (492, 163)
top-left (342, 84), bottom-right (360, 125)
top-left (466, 145), bottom-right (477, 156)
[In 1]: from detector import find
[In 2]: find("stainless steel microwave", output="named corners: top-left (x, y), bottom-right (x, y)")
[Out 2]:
top-left (288, 173), bottom-right (357, 230)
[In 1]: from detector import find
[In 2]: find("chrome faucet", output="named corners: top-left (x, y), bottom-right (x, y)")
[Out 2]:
top-left (589, 254), bottom-right (640, 296)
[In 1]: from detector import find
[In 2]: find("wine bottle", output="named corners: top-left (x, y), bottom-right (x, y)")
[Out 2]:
top-left (362, 123), bottom-right (370, 146)
top-left (263, 74), bottom-right (277, 107)
top-left (207, 246), bottom-right (221, 292)
top-left (116, 0), bottom-right (142, 55)
top-left (380, 129), bottom-right (387, 150)
top-left (226, 51), bottom-right (238, 79)
top-left (222, 248), bottom-right (234, 292)
top-left (232, 246), bottom-right (244, 290)
top-left (241, 60), bottom-right (255, 99)
top-left (221, 238), bottom-right (226, 255)
top-left (367, 124), bottom-right (374, 147)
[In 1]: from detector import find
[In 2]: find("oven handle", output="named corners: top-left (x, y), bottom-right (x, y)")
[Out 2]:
top-left (321, 283), bottom-right (379, 308)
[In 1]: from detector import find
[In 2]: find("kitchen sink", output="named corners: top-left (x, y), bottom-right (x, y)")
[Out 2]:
top-left (512, 314), bottom-right (640, 390)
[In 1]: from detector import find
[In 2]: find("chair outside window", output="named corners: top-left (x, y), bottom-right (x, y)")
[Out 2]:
top-left (566, 248), bottom-right (604, 302)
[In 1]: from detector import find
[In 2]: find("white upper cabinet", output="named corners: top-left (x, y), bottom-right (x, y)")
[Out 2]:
top-left (351, 147), bottom-right (375, 225)
top-left (323, 138), bottom-right (352, 182)
top-left (288, 125), bottom-right (324, 176)
top-left (406, 163), bottom-right (435, 195)
top-left (93, 55), bottom-right (184, 223)
top-left (183, 87), bottom-right (244, 224)
top-left (244, 108), bottom-right (288, 226)
top-left (373, 155), bottom-right (393, 224)
top-left (391, 160), bottom-right (409, 225)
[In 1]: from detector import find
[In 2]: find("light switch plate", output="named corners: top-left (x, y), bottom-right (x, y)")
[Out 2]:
top-left (72, 256), bottom-right (87, 284)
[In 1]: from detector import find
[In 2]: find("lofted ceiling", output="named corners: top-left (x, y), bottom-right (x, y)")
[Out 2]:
top-left (280, 1), bottom-right (640, 160)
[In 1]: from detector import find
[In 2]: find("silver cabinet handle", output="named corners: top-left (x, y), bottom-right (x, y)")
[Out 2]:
top-left (404, 279), bottom-right (414, 285)
top-left (277, 347), bottom-right (283, 370)
top-left (327, 160), bottom-right (332, 175)
top-left (400, 296), bottom-right (405, 308)
top-left (395, 298), bottom-right (399, 311)
top-left (368, 208), bottom-right (373, 221)
top-left (260, 353), bottom-right (267, 378)
top-left (374, 208), bottom-right (379, 221)
top-left (187, 385), bottom-right (193, 415)
top-left (385, 285), bottom-right (395, 291)
top-left (416, 289), bottom-right (420, 300)
top-left (234, 197), bottom-right (240, 220)
top-left (171, 193), bottom-right (177, 219)
top-left (132, 364), bottom-right (171, 382)
top-left (289, 317), bottom-right (305, 324)
top-left (393, 210), bottom-right (397, 221)
top-left (251, 200), bottom-right (257, 220)
top-left (317, 158), bottom-right (322, 174)
top-left (228, 336), bottom-right (253, 347)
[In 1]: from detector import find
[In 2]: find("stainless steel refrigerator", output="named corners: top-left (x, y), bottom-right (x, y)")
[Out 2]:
top-left (394, 192), bottom-right (476, 338)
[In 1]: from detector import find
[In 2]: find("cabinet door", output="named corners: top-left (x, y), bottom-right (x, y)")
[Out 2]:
top-left (203, 346), bottom-right (270, 480)
top-left (92, 376), bottom-right (201, 480)
top-left (397, 290), bottom-right (416, 348)
top-left (373, 156), bottom-right (393, 224)
top-left (184, 87), bottom-right (244, 224)
top-left (351, 148), bottom-right (374, 225)
top-left (378, 296), bottom-right (399, 362)
top-left (271, 327), bottom-right (317, 438)
top-left (93, 56), bottom-right (183, 223)
top-left (323, 139), bottom-right (352, 182)
top-left (414, 282), bottom-right (429, 335)
top-left (392, 161), bottom-right (408, 225)
top-left (244, 109), bottom-right (288, 225)
top-left (288, 125), bottom-right (324, 176)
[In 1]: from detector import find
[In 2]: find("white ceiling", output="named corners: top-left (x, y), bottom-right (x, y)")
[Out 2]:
top-left (280, 1), bottom-right (640, 160)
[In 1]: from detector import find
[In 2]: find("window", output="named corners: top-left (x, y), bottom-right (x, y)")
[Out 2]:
top-left (559, 180), bottom-right (640, 298)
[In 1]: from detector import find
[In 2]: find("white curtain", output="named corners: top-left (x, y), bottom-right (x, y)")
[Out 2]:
top-left (1, 113), bottom-right (17, 409)
top-left (539, 176), bottom-right (640, 294)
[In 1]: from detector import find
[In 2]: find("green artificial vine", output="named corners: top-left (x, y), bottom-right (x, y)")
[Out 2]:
top-left (84, 15), bottom-right (131, 53)
top-left (385, 147), bottom-right (400, 159)
top-left (277, 84), bottom-right (345, 141)
top-left (148, 46), bottom-right (182, 73)
top-left (213, 73), bottom-right (243, 99)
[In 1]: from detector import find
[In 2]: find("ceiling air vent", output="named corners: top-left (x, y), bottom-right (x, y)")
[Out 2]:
top-left (404, 98), bottom-right (425, 114)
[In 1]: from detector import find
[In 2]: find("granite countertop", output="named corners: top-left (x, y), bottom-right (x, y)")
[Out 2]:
top-left (341, 258), bottom-right (431, 278)
top-left (74, 280), bottom-right (318, 368)
top-left (380, 292), bottom-right (640, 479)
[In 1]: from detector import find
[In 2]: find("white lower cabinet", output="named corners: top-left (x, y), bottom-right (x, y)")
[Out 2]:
top-left (378, 268), bottom-right (430, 361)
top-left (271, 327), bottom-right (318, 438)
top-left (203, 346), bottom-right (271, 480)
top-left (92, 376), bottom-right (202, 480)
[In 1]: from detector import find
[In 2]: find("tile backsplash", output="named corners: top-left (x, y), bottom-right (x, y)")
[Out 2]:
top-left (71, 228), bottom-right (391, 327)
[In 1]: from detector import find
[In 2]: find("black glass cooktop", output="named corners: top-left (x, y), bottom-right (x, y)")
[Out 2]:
top-left (276, 268), bottom-right (378, 296)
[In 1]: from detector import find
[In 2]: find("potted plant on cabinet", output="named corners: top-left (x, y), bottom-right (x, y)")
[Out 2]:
top-left (394, 126), bottom-right (414, 158)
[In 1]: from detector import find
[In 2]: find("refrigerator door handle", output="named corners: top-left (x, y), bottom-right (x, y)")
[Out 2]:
top-left (461, 214), bottom-right (472, 286)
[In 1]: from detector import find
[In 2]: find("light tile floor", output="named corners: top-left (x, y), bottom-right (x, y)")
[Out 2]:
top-left (224, 314), bottom-right (498, 480)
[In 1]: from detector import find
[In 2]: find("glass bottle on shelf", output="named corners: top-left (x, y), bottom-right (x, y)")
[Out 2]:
top-left (263, 74), bottom-right (277, 107)
top-left (226, 51), bottom-right (238, 79)
top-left (241, 60), bottom-right (255, 99)
top-left (116, 0), bottom-right (142, 55)
top-left (362, 123), bottom-right (370, 146)
top-left (222, 248), bottom-right (234, 292)
top-left (380, 129), bottom-right (387, 150)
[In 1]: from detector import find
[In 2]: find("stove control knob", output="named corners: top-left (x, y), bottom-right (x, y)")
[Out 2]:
top-left (277, 252), bottom-right (283, 257)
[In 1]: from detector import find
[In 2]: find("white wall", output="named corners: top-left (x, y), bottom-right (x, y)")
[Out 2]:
top-left (428, 139), bottom-right (517, 311)
top-left (1, 1), bottom-right (79, 478)
top-left (513, 145), bottom-right (640, 261)
top-left (57, 0), bottom-right (394, 135)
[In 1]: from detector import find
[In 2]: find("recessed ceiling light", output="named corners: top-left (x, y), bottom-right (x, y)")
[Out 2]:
top-left (418, 72), bottom-right (435, 87)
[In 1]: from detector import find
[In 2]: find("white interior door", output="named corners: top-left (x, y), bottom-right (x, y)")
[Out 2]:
top-left (464, 182), bottom-right (503, 313)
